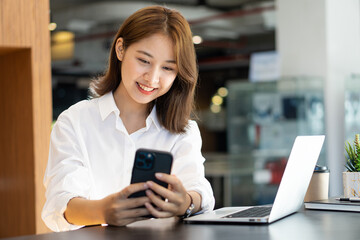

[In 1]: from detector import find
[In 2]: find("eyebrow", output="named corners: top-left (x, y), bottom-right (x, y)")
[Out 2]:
top-left (136, 50), bottom-right (176, 64)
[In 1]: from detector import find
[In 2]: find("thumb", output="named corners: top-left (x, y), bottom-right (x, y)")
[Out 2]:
top-left (117, 182), bottom-right (149, 199)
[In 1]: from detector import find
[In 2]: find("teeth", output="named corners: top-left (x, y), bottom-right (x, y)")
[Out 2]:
top-left (138, 83), bottom-right (154, 92)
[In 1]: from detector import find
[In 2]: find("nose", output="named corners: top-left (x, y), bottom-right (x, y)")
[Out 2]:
top-left (144, 67), bottom-right (160, 85)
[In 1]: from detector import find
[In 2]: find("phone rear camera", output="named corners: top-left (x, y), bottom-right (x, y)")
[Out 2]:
top-left (136, 161), bottom-right (144, 167)
top-left (135, 151), bottom-right (155, 170)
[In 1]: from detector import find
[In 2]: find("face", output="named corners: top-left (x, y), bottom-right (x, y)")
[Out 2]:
top-left (115, 33), bottom-right (178, 108)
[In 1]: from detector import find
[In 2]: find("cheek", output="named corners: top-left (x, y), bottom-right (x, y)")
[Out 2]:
top-left (161, 76), bottom-right (176, 92)
top-left (122, 59), bottom-right (145, 78)
top-left (132, 64), bottom-right (147, 75)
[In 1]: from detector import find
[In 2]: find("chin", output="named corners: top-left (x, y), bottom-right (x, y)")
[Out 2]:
top-left (134, 98), bottom-right (155, 105)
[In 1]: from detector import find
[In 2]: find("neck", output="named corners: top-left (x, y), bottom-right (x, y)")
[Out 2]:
top-left (114, 85), bottom-right (148, 115)
top-left (113, 84), bottom-right (149, 134)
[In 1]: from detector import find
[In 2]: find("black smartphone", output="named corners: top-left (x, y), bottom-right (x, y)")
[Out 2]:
top-left (129, 148), bottom-right (173, 199)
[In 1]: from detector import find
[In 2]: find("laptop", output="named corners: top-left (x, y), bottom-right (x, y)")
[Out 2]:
top-left (184, 135), bottom-right (325, 224)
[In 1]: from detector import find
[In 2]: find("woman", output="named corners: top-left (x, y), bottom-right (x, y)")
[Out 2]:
top-left (42, 6), bottom-right (215, 232)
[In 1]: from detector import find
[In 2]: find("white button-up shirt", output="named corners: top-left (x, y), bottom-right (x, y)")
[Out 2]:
top-left (42, 92), bottom-right (215, 232)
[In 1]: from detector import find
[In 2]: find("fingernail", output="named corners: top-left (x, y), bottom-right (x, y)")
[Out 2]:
top-left (144, 183), bottom-right (148, 188)
top-left (146, 181), bottom-right (153, 187)
top-left (155, 173), bottom-right (163, 178)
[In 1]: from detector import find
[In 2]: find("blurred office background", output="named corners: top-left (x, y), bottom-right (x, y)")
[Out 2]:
top-left (49, 0), bottom-right (360, 209)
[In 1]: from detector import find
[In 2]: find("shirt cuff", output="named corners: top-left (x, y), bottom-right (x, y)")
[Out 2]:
top-left (186, 182), bottom-right (215, 214)
top-left (43, 192), bottom-right (86, 232)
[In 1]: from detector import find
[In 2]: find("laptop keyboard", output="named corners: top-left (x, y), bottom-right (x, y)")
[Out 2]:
top-left (223, 206), bottom-right (272, 218)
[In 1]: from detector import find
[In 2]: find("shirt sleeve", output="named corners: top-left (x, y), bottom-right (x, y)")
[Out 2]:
top-left (170, 121), bottom-right (215, 213)
top-left (42, 111), bottom-right (91, 232)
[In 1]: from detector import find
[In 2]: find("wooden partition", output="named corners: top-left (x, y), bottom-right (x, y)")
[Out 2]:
top-left (0, 0), bottom-right (52, 237)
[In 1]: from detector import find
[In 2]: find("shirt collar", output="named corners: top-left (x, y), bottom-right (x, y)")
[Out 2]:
top-left (99, 92), bottom-right (162, 132)
top-left (146, 105), bottom-right (162, 132)
top-left (99, 91), bottom-right (119, 121)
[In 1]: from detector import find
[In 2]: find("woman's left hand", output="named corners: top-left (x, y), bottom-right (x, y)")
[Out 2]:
top-left (144, 173), bottom-right (190, 218)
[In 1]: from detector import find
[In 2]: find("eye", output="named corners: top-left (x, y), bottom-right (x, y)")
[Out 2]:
top-left (137, 58), bottom-right (150, 64)
top-left (163, 66), bottom-right (174, 72)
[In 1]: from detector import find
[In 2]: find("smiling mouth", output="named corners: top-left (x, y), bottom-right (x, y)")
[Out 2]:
top-left (137, 82), bottom-right (156, 92)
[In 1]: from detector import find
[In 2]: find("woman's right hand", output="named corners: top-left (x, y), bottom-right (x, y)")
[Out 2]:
top-left (101, 182), bottom-right (151, 226)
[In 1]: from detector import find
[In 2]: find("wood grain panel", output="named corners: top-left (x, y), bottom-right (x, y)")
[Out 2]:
top-left (0, 0), bottom-right (32, 47)
top-left (31, 0), bottom-right (52, 235)
top-left (0, 0), bottom-right (52, 237)
top-left (0, 48), bottom-right (36, 238)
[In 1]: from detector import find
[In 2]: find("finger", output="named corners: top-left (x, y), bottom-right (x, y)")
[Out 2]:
top-left (146, 181), bottom-right (177, 201)
top-left (145, 190), bottom-right (177, 213)
top-left (144, 202), bottom-right (173, 218)
top-left (105, 206), bottom-right (150, 226)
top-left (118, 182), bottom-right (149, 199)
top-left (113, 196), bottom-right (150, 210)
top-left (155, 173), bottom-right (185, 192)
top-left (115, 207), bottom-right (151, 219)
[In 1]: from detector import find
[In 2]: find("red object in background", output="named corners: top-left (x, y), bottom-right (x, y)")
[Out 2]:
top-left (265, 158), bottom-right (287, 184)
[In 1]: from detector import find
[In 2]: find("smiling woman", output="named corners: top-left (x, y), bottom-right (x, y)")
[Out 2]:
top-left (114, 34), bottom-right (178, 112)
top-left (90, 6), bottom-right (198, 134)
top-left (42, 5), bottom-right (215, 232)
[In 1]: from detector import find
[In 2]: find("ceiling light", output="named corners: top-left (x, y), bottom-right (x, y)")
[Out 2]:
top-left (52, 31), bottom-right (74, 43)
top-left (48, 22), bottom-right (57, 31)
top-left (192, 35), bottom-right (203, 44)
top-left (217, 87), bottom-right (228, 97)
top-left (212, 95), bottom-right (223, 106)
top-left (210, 104), bottom-right (221, 113)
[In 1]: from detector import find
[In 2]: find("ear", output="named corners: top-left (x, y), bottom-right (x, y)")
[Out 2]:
top-left (115, 37), bottom-right (125, 61)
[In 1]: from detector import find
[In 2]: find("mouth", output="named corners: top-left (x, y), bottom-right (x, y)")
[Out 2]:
top-left (137, 82), bottom-right (156, 93)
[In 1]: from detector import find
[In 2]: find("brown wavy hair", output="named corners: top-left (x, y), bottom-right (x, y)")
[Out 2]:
top-left (90, 6), bottom-right (198, 134)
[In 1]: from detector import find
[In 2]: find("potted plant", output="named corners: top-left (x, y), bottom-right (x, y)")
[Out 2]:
top-left (343, 134), bottom-right (360, 197)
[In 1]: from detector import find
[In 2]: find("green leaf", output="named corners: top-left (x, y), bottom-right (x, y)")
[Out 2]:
top-left (345, 135), bottom-right (360, 172)
top-left (345, 141), bottom-right (358, 172)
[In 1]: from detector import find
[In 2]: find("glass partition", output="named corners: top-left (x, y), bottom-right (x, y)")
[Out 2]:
top-left (205, 77), bottom-right (326, 208)
top-left (345, 73), bottom-right (360, 143)
top-left (227, 77), bottom-right (325, 156)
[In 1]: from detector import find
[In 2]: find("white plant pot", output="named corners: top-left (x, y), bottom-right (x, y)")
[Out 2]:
top-left (343, 172), bottom-right (360, 197)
